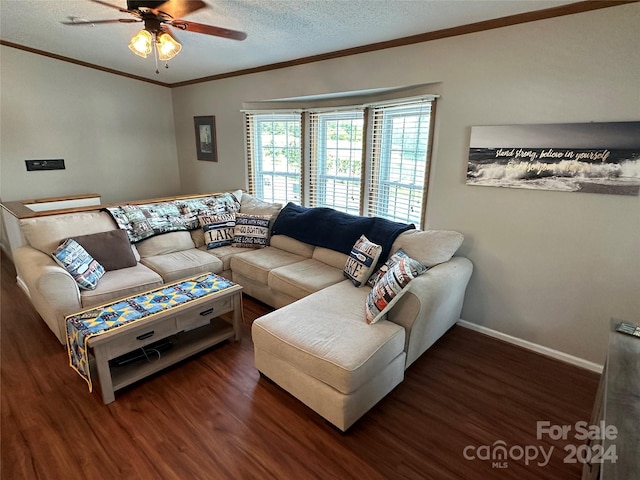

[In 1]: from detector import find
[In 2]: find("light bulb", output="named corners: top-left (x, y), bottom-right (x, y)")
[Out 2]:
top-left (156, 32), bottom-right (182, 61)
top-left (129, 30), bottom-right (152, 58)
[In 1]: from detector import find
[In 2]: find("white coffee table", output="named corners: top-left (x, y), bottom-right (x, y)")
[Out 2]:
top-left (67, 273), bottom-right (243, 404)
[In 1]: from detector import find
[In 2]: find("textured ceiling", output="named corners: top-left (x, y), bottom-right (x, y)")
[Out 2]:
top-left (1, 0), bottom-right (582, 85)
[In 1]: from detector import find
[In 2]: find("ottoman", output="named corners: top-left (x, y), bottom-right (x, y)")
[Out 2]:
top-left (252, 280), bottom-right (406, 431)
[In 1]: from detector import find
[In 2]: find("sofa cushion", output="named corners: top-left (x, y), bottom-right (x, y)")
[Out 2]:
top-left (20, 211), bottom-right (117, 255)
top-left (190, 228), bottom-right (206, 248)
top-left (52, 239), bottom-right (105, 290)
top-left (270, 235), bottom-right (315, 258)
top-left (240, 193), bottom-right (282, 217)
top-left (140, 249), bottom-right (223, 282)
top-left (230, 247), bottom-right (306, 285)
top-left (312, 247), bottom-right (349, 270)
top-left (391, 230), bottom-right (464, 267)
top-left (136, 231), bottom-right (196, 258)
top-left (199, 213), bottom-right (236, 249)
top-left (80, 264), bottom-right (163, 308)
top-left (200, 244), bottom-right (253, 271)
top-left (252, 280), bottom-right (405, 395)
top-left (365, 256), bottom-right (427, 324)
top-left (71, 229), bottom-right (137, 271)
top-left (233, 213), bottom-right (271, 248)
top-left (268, 259), bottom-right (346, 299)
top-left (131, 245), bottom-right (141, 262)
top-left (343, 235), bottom-right (382, 287)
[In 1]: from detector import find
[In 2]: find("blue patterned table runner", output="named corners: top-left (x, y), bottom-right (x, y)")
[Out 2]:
top-left (66, 273), bottom-right (236, 392)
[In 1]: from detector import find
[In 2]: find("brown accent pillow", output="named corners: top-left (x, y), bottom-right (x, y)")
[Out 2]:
top-left (71, 229), bottom-right (137, 271)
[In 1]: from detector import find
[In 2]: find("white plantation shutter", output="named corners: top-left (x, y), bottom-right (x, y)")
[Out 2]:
top-left (308, 110), bottom-right (364, 214)
top-left (243, 96), bottom-right (436, 227)
top-left (244, 113), bottom-right (257, 195)
top-left (364, 99), bottom-right (435, 229)
top-left (244, 112), bottom-right (302, 204)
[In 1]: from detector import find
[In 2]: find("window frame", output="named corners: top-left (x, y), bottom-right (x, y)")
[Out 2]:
top-left (244, 96), bottom-right (436, 228)
top-left (246, 112), bottom-right (302, 205)
top-left (366, 101), bottom-right (435, 228)
top-left (309, 110), bottom-right (365, 215)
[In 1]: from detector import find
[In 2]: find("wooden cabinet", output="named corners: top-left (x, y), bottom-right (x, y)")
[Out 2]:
top-left (582, 319), bottom-right (640, 479)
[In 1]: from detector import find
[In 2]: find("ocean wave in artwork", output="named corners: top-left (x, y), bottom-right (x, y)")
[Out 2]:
top-left (467, 154), bottom-right (640, 195)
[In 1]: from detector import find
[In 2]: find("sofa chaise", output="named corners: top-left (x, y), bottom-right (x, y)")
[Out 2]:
top-left (11, 190), bottom-right (472, 430)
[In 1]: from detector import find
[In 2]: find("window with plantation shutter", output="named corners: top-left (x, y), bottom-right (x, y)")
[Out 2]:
top-left (244, 113), bottom-right (302, 204)
top-left (365, 100), bottom-right (434, 228)
top-left (308, 110), bottom-right (364, 214)
top-left (244, 96), bottom-right (435, 229)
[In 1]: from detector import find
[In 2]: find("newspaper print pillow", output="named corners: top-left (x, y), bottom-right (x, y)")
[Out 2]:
top-left (365, 255), bottom-right (427, 324)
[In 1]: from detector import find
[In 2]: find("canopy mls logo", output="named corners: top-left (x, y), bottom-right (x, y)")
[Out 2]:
top-left (463, 421), bottom-right (618, 469)
top-left (463, 441), bottom-right (553, 469)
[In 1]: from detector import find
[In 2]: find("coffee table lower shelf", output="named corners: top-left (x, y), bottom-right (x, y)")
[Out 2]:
top-left (88, 303), bottom-right (241, 405)
top-left (103, 318), bottom-right (235, 395)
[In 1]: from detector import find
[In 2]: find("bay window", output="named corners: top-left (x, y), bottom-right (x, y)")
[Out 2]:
top-left (245, 97), bottom-right (435, 229)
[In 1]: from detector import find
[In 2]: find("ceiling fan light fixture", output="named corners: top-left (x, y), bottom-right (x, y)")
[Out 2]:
top-left (156, 31), bottom-right (182, 61)
top-left (61, 1), bottom-right (246, 74)
top-left (128, 29), bottom-right (152, 58)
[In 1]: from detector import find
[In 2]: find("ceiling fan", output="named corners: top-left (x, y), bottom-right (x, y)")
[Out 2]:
top-left (62, 0), bottom-right (247, 72)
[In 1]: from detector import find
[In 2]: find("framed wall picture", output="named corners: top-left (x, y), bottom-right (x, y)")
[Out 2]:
top-left (467, 122), bottom-right (640, 196)
top-left (194, 116), bottom-right (217, 162)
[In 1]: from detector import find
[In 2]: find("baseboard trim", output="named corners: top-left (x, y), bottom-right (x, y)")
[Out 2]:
top-left (456, 319), bottom-right (603, 373)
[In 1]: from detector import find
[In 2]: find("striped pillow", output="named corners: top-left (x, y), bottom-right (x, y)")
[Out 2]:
top-left (199, 213), bottom-right (236, 249)
top-left (343, 235), bottom-right (382, 287)
top-left (233, 213), bottom-right (272, 248)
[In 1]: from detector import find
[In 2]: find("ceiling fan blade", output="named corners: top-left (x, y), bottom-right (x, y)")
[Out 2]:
top-left (61, 18), bottom-right (142, 25)
top-left (155, 0), bottom-right (206, 19)
top-left (165, 28), bottom-right (181, 42)
top-left (89, 0), bottom-right (131, 14)
top-left (170, 20), bottom-right (247, 40)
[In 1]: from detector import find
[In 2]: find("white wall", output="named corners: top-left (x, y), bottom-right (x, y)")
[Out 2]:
top-left (172, 4), bottom-right (640, 365)
top-left (0, 47), bottom-right (180, 204)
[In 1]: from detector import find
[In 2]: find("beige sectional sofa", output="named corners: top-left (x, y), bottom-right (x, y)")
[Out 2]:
top-left (251, 231), bottom-right (472, 431)
top-left (11, 190), bottom-right (472, 431)
top-left (13, 191), bottom-right (256, 343)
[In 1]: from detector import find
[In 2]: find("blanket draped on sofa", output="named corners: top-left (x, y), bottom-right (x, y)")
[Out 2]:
top-left (271, 203), bottom-right (415, 261)
top-left (104, 193), bottom-right (241, 243)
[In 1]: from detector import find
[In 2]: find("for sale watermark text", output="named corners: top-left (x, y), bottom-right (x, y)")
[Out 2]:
top-left (463, 421), bottom-right (618, 469)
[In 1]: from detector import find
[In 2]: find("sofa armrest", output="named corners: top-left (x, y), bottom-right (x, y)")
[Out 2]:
top-left (13, 246), bottom-right (82, 344)
top-left (387, 256), bottom-right (473, 368)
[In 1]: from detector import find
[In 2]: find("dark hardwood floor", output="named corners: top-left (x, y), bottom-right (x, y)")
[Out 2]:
top-left (1, 252), bottom-right (599, 479)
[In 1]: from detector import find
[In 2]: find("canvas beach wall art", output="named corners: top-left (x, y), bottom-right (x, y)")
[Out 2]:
top-left (466, 122), bottom-right (640, 195)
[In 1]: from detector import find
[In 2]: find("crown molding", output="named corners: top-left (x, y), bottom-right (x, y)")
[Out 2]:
top-left (0, 40), bottom-right (170, 87)
top-left (2, 1), bottom-right (636, 89)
